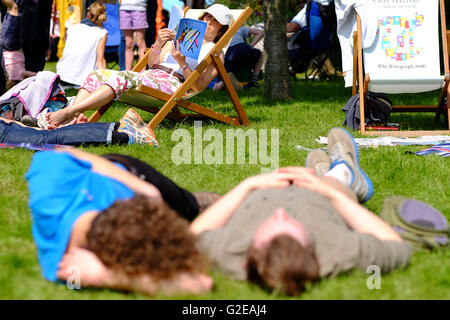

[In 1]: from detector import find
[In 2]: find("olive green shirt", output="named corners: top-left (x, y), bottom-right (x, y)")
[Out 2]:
top-left (197, 186), bottom-right (411, 280)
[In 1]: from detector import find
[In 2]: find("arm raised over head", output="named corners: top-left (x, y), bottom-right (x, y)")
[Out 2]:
top-left (249, 27), bottom-right (264, 47)
top-left (57, 148), bottom-right (161, 199)
top-left (189, 172), bottom-right (300, 235)
top-left (277, 167), bottom-right (403, 242)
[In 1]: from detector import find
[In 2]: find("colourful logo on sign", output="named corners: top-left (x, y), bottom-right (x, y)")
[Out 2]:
top-left (378, 13), bottom-right (424, 61)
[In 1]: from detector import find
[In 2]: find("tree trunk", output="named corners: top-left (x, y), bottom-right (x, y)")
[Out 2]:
top-left (263, 0), bottom-right (292, 100)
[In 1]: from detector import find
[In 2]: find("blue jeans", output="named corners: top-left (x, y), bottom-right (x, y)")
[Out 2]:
top-left (0, 120), bottom-right (116, 146)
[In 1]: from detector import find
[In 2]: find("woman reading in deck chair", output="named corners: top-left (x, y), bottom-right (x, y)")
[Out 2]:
top-left (46, 4), bottom-right (233, 128)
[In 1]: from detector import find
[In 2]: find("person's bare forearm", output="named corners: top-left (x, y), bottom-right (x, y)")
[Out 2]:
top-left (148, 29), bottom-right (173, 67)
top-left (189, 172), bottom-right (296, 234)
top-left (100, 267), bottom-right (212, 296)
top-left (278, 167), bottom-right (402, 242)
top-left (96, 58), bottom-right (106, 70)
top-left (147, 45), bottom-right (164, 66)
top-left (249, 28), bottom-right (264, 47)
top-left (107, 272), bottom-right (212, 296)
top-left (327, 189), bottom-right (402, 242)
top-left (250, 36), bottom-right (263, 47)
top-left (286, 22), bottom-right (300, 33)
top-left (102, 271), bottom-right (158, 295)
top-left (181, 64), bottom-right (217, 92)
top-left (96, 34), bottom-right (107, 70)
top-left (58, 247), bottom-right (159, 296)
top-left (189, 181), bottom-right (252, 234)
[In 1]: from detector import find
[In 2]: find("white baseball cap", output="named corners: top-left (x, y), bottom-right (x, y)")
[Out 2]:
top-left (205, 4), bottom-right (233, 26)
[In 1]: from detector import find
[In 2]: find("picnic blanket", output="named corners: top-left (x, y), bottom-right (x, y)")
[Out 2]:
top-left (313, 135), bottom-right (450, 147)
top-left (0, 71), bottom-right (63, 118)
top-left (413, 144), bottom-right (450, 157)
top-left (296, 135), bottom-right (450, 157)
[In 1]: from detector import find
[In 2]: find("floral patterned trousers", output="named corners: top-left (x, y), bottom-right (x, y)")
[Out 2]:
top-left (81, 68), bottom-right (183, 97)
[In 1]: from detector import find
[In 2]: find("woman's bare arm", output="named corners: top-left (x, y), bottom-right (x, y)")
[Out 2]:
top-left (170, 39), bottom-right (224, 93)
top-left (57, 247), bottom-right (212, 296)
top-left (148, 28), bottom-right (174, 67)
top-left (96, 33), bottom-right (107, 70)
top-left (180, 50), bottom-right (223, 92)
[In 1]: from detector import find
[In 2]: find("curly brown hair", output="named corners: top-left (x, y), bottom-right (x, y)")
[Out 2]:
top-left (86, 194), bottom-right (207, 281)
top-left (246, 234), bottom-right (320, 296)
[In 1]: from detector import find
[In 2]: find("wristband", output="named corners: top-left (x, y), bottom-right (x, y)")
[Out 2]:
top-left (182, 65), bottom-right (189, 71)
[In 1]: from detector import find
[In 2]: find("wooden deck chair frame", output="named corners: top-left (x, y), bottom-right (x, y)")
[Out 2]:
top-left (88, 7), bottom-right (252, 130)
top-left (352, 0), bottom-right (450, 137)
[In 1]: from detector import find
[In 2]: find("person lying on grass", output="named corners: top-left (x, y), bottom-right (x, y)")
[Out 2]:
top-left (45, 3), bottom-right (233, 128)
top-left (27, 128), bottom-right (410, 296)
top-left (0, 108), bottom-right (158, 147)
top-left (188, 128), bottom-right (411, 296)
top-left (26, 148), bottom-right (219, 296)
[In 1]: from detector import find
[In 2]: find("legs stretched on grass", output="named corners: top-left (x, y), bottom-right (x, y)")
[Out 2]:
top-left (305, 128), bottom-right (374, 203)
top-left (46, 85), bottom-right (115, 128)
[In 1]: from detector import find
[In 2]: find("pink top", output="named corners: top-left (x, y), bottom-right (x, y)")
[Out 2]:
top-left (3, 50), bottom-right (26, 81)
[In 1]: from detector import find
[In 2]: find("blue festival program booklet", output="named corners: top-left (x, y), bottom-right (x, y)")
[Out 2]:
top-left (174, 18), bottom-right (207, 60)
top-left (168, 4), bottom-right (207, 60)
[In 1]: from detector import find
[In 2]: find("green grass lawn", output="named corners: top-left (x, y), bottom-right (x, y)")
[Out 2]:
top-left (0, 69), bottom-right (449, 299)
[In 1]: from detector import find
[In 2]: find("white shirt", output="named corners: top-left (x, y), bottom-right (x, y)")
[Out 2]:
top-left (120, 0), bottom-right (147, 11)
top-left (56, 23), bottom-right (107, 85)
top-left (334, 0), bottom-right (378, 86)
top-left (291, 0), bottom-right (333, 28)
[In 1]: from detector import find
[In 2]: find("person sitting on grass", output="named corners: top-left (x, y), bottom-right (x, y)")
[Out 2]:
top-left (213, 26), bottom-right (264, 91)
top-left (26, 148), bottom-right (218, 296)
top-left (0, 108), bottom-right (159, 147)
top-left (45, 3), bottom-right (233, 128)
top-left (56, 0), bottom-right (108, 87)
top-left (188, 128), bottom-right (411, 296)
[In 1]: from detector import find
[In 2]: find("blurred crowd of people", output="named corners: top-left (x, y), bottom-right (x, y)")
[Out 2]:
top-left (0, 0), bottom-right (342, 128)
top-left (0, 0), bottom-right (343, 97)
top-left (0, 0), bottom-right (214, 95)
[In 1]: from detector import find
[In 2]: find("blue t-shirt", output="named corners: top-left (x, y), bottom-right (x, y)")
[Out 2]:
top-left (26, 151), bottom-right (134, 282)
top-left (162, 0), bottom-right (184, 11)
top-left (228, 27), bottom-right (250, 48)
